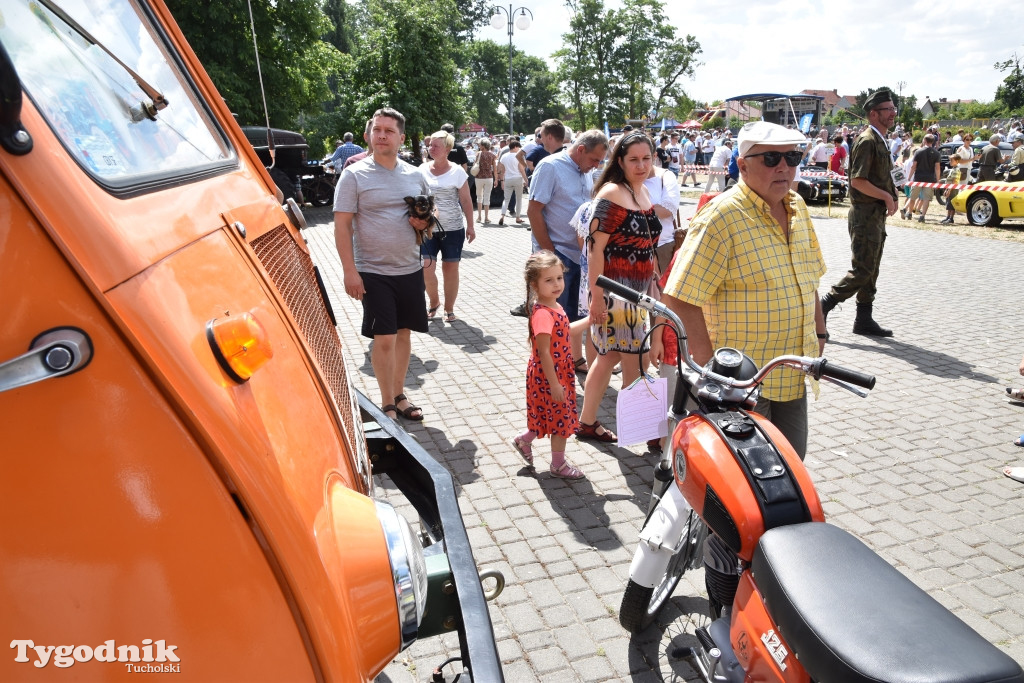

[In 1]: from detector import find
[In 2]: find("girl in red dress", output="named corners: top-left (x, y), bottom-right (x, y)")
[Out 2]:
top-left (511, 251), bottom-right (584, 479)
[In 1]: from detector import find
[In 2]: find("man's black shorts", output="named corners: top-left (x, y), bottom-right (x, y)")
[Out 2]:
top-left (359, 270), bottom-right (428, 339)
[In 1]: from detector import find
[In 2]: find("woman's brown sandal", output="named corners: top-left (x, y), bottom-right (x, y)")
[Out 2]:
top-left (576, 421), bottom-right (616, 443)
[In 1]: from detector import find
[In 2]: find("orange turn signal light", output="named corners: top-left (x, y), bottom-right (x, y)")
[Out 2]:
top-left (206, 312), bottom-right (274, 382)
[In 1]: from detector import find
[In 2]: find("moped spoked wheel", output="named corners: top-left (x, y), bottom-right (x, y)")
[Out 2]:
top-left (619, 510), bottom-right (708, 633)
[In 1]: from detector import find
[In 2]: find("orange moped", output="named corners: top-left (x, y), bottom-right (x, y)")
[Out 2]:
top-left (599, 275), bottom-right (1024, 683)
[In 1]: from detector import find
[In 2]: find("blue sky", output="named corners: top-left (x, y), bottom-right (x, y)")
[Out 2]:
top-left (478, 0), bottom-right (1019, 111)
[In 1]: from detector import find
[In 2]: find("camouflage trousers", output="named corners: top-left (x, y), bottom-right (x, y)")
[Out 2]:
top-left (829, 202), bottom-right (887, 305)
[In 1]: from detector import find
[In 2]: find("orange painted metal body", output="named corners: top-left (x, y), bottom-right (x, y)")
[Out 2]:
top-left (730, 573), bottom-right (809, 682)
top-left (672, 411), bottom-right (824, 562)
top-left (0, 1), bottom-right (405, 680)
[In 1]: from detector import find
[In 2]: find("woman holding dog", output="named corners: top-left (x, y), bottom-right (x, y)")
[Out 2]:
top-left (421, 130), bottom-right (476, 323)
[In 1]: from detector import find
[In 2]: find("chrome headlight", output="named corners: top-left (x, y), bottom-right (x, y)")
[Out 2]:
top-left (374, 501), bottom-right (428, 649)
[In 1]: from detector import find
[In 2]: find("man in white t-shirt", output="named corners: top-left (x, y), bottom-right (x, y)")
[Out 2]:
top-left (704, 139), bottom-right (733, 192)
top-left (701, 134), bottom-right (715, 164)
top-left (888, 133), bottom-right (904, 162)
top-left (666, 132), bottom-right (682, 176)
top-left (681, 133), bottom-right (699, 186)
top-left (809, 137), bottom-right (829, 169)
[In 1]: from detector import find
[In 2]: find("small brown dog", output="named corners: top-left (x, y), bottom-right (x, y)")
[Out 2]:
top-left (403, 195), bottom-right (443, 245)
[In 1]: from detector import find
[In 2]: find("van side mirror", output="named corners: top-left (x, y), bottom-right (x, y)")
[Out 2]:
top-left (0, 40), bottom-right (33, 155)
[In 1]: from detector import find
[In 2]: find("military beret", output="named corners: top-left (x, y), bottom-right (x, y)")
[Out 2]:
top-left (864, 89), bottom-right (894, 112)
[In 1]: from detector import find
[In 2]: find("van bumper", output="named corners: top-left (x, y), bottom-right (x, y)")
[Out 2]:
top-left (357, 392), bottom-right (504, 683)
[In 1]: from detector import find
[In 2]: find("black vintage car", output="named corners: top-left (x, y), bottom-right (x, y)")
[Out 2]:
top-left (795, 167), bottom-right (848, 203)
top-left (938, 139), bottom-right (1013, 176)
top-left (241, 126), bottom-right (335, 206)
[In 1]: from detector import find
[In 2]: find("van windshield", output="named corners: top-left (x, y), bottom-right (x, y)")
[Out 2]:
top-left (0, 0), bottom-right (232, 190)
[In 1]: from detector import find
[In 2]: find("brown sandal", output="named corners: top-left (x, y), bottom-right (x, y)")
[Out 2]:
top-left (394, 394), bottom-right (424, 421)
top-left (576, 421), bottom-right (616, 443)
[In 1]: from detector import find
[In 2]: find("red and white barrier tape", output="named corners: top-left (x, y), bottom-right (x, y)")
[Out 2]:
top-left (905, 180), bottom-right (1012, 192)
top-left (680, 165), bottom-right (729, 175)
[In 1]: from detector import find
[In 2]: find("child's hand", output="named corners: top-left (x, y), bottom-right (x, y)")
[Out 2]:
top-left (1019, 354), bottom-right (1024, 376)
top-left (550, 385), bottom-right (566, 404)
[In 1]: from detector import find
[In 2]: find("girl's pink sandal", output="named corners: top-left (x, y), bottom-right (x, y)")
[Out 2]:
top-left (511, 436), bottom-right (533, 467)
top-left (550, 461), bottom-right (585, 480)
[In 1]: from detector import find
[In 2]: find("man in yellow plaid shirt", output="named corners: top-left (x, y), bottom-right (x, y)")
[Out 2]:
top-left (663, 121), bottom-right (828, 459)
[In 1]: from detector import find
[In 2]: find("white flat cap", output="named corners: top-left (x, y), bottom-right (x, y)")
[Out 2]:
top-left (738, 121), bottom-right (808, 157)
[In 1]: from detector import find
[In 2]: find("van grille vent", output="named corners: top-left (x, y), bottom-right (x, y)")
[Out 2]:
top-left (250, 225), bottom-right (356, 450)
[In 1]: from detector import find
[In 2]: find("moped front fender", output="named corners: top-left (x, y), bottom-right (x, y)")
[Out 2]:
top-left (629, 483), bottom-right (692, 588)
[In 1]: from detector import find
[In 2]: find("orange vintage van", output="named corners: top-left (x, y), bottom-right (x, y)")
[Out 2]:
top-left (0, 1), bottom-right (502, 680)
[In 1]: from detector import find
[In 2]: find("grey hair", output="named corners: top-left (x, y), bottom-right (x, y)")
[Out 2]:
top-left (573, 129), bottom-right (609, 153)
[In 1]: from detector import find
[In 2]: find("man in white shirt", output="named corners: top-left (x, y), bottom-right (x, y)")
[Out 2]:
top-left (704, 139), bottom-right (733, 192)
top-left (809, 137), bottom-right (829, 169)
top-left (666, 132), bottom-right (682, 176)
top-left (888, 133), bottom-right (904, 162)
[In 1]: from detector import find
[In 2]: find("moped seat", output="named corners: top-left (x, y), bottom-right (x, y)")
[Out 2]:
top-left (752, 522), bottom-right (1024, 683)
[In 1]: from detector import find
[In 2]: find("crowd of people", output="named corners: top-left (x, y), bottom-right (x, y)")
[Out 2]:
top-left (330, 97), bottom-right (1021, 481)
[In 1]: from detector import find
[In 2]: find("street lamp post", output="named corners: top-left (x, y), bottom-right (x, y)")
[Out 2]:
top-left (490, 5), bottom-right (532, 136)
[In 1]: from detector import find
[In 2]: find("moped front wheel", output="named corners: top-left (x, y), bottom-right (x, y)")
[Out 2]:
top-left (619, 509), bottom-right (707, 633)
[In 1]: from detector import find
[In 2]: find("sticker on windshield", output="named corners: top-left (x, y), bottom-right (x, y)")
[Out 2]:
top-left (75, 134), bottom-right (128, 177)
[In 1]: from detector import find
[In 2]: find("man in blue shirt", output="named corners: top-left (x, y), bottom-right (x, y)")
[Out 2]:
top-left (330, 132), bottom-right (364, 168)
top-left (527, 129), bottom-right (609, 321)
top-left (525, 119), bottom-right (567, 173)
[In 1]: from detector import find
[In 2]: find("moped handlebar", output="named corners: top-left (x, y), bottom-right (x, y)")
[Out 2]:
top-left (596, 275), bottom-right (876, 398)
top-left (596, 275), bottom-right (643, 305)
top-left (814, 359), bottom-right (876, 390)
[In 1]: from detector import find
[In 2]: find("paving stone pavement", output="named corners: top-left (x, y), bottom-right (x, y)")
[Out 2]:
top-left (301, 198), bottom-right (1024, 682)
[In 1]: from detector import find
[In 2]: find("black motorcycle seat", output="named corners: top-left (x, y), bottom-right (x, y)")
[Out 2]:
top-left (752, 522), bottom-right (1024, 683)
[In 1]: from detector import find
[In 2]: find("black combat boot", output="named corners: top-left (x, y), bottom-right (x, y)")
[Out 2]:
top-left (820, 292), bottom-right (839, 324)
top-left (852, 302), bottom-right (893, 337)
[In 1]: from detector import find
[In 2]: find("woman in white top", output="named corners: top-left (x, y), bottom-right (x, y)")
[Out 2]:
top-left (496, 138), bottom-right (526, 225)
top-left (420, 131), bottom-right (475, 323)
top-left (644, 165), bottom-right (682, 274)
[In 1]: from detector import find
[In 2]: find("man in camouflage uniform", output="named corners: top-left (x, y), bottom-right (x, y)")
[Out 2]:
top-left (820, 89), bottom-right (899, 337)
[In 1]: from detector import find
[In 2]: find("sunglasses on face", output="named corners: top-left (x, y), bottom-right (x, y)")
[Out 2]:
top-left (743, 150), bottom-right (803, 167)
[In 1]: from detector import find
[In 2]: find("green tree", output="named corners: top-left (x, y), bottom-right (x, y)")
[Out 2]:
top-left (166, 0), bottom-right (342, 127)
top-left (616, 0), bottom-right (671, 119)
top-left (463, 41), bottom-right (563, 135)
top-left (350, 0), bottom-right (465, 153)
top-left (897, 94), bottom-right (921, 129)
top-left (465, 40), bottom-right (513, 133)
top-left (511, 54), bottom-right (566, 133)
top-left (995, 52), bottom-right (1024, 112)
top-left (323, 0), bottom-right (353, 54)
top-left (554, 0), bottom-right (623, 131)
top-left (555, 0), bottom-right (700, 132)
top-left (650, 35), bottom-right (702, 117)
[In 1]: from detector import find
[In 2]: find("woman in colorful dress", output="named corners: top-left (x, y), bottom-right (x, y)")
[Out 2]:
top-left (576, 132), bottom-right (662, 442)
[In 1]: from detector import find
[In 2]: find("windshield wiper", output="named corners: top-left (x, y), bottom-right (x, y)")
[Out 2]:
top-left (36, 0), bottom-right (168, 120)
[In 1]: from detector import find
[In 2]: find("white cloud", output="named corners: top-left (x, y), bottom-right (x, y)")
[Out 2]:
top-left (477, 0), bottom-right (1020, 115)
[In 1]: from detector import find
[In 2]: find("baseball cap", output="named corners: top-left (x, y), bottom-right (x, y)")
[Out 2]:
top-left (737, 121), bottom-right (808, 157)
top-left (1010, 132), bottom-right (1023, 143)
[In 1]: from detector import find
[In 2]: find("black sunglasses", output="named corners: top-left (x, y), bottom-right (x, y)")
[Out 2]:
top-left (743, 150), bottom-right (803, 167)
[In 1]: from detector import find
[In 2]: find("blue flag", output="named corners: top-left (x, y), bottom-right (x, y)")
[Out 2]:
top-left (604, 121), bottom-right (610, 139)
